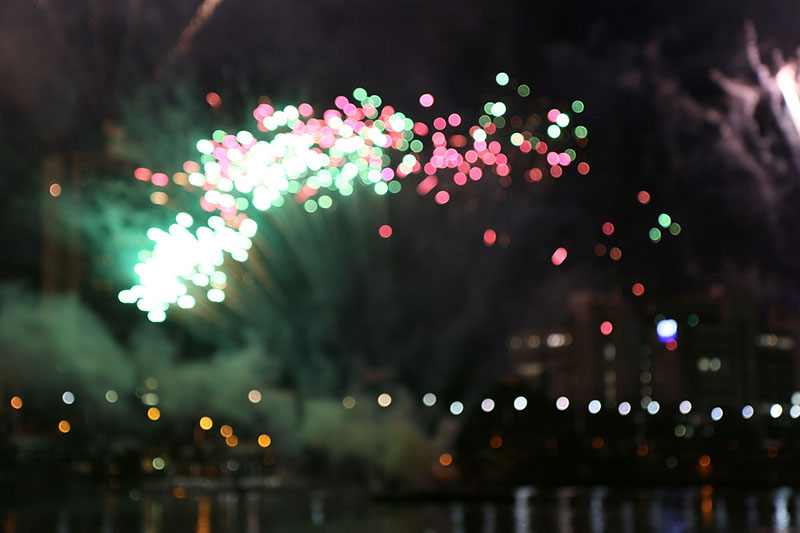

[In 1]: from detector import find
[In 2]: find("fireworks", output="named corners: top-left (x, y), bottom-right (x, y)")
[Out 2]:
top-left (120, 75), bottom-right (590, 321)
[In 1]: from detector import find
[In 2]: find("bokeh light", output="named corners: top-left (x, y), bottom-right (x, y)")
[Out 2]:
top-left (378, 224), bottom-right (393, 238)
top-left (513, 396), bottom-right (528, 411)
top-left (556, 396), bottom-right (570, 411)
top-left (551, 247), bottom-right (568, 266)
top-left (588, 400), bottom-right (602, 414)
top-left (422, 393), bottom-right (437, 407)
top-left (377, 393), bottom-right (392, 407)
top-left (419, 93), bottom-right (434, 107)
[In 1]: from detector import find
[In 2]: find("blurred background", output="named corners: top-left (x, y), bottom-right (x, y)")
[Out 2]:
top-left (4, 0), bottom-right (800, 531)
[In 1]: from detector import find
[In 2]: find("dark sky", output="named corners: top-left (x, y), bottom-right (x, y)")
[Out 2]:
top-left (3, 0), bottom-right (800, 361)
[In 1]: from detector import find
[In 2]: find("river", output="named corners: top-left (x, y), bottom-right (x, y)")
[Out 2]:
top-left (3, 485), bottom-right (799, 532)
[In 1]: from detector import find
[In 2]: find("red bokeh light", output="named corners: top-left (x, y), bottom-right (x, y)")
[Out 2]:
top-left (551, 247), bottom-right (568, 266)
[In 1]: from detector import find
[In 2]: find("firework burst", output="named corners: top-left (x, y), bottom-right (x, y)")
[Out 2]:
top-left (119, 75), bottom-right (590, 323)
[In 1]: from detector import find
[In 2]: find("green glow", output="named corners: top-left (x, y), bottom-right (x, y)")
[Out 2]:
top-left (374, 182), bottom-right (388, 195)
top-left (687, 314), bottom-right (699, 327)
top-left (473, 129), bottom-right (487, 142)
top-left (495, 72), bottom-right (510, 86)
top-left (574, 126), bottom-right (588, 138)
top-left (572, 100), bottom-right (585, 113)
top-left (547, 124), bottom-right (561, 138)
top-left (565, 148), bottom-right (576, 160)
top-left (669, 222), bottom-right (681, 235)
top-left (304, 199), bottom-right (318, 213)
top-left (318, 195), bottom-right (333, 209)
top-left (494, 116), bottom-right (506, 128)
top-left (490, 102), bottom-right (507, 117)
top-left (212, 130), bottom-right (226, 143)
top-left (478, 115), bottom-right (492, 127)
top-left (658, 213), bottom-right (671, 228)
top-left (649, 227), bottom-right (662, 243)
top-left (388, 180), bottom-right (402, 193)
top-left (410, 139), bottom-right (423, 153)
top-left (483, 102), bottom-right (494, 114)
top-left (518, 84), bottom-right (531, 97)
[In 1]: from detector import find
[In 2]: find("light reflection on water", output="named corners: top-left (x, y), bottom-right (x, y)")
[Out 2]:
top-left (5, 486), bottom-right (800, 532)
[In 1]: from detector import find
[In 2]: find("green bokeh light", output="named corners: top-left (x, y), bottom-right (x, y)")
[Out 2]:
top-left (658, 213), bottom-right (672, 228)
top-left (495, 72), bottom-right (510, 86)
top-left (649, 227), bottom-right (662, 243)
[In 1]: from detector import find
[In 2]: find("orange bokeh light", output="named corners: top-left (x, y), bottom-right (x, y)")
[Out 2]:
top-left (10, 396), bottom-right (22, 410)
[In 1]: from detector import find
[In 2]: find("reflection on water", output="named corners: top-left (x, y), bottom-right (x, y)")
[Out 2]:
top-left (6, 485), bottom-right (800, 532)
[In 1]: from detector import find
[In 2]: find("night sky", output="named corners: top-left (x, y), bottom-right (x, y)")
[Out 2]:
top-left (2, 0), bottom-right (800, 398)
